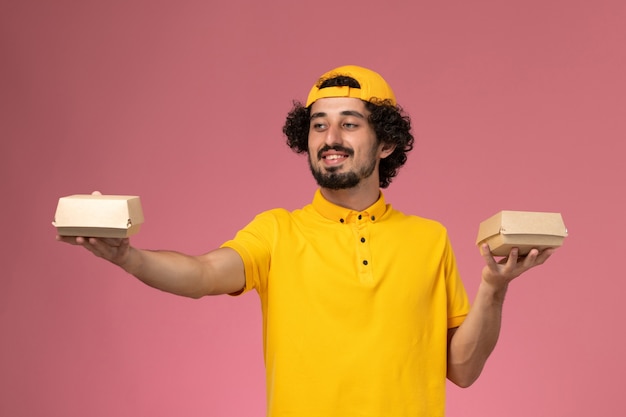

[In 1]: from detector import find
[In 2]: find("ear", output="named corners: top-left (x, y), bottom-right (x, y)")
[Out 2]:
top-left (379, 142), bottom-right (396, 159)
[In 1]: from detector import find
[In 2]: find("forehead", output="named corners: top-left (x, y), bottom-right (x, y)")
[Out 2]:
top-left (310, 97), bottom-right (368, 116)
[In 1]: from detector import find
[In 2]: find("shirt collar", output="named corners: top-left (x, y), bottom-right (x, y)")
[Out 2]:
top-left (311, 189), bottom-right (388, 224)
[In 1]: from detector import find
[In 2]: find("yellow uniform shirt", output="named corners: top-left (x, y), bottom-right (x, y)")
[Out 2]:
top-left (222, 190), bottom-right (470, 417)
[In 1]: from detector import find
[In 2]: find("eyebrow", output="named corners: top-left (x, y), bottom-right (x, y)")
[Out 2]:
top-left (310, 110), bottom-right (367, 120)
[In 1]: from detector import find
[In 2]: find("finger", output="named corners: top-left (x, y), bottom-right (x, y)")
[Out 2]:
top-left (533, 248), bottom-right (554, 265)
top-left (56, 235), bottom-right (86, 245)
top-left (480, 244), bottom-right (498, 269)
top-left (92, 191), bottom-right (102, 195)
top-left (83, 237), bottom-right (114, 258)
top-left (55, 236), bottom-right (105, 257)
top-left (521, 248), bottom-right (539, 268)
top-left (506, 248), bottom-right (519, 269)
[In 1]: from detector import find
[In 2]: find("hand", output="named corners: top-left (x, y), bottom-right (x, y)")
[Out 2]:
top-left (480, 244), bottom-right (554, 290)
top-left (56, 234), bottom-right (132, 267)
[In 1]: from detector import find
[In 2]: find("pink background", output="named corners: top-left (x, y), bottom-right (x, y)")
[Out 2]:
top-left (2, 0), bottom-right (625, 416)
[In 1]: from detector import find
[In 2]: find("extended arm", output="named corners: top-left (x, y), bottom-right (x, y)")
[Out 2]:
top-left (446, 244), bottom-right (553, 387)
top-left (57, 235), bottom-right (245, 298)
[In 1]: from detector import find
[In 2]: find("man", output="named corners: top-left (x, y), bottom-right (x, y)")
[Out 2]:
top-left (58, 65), bottom-right (553, 416)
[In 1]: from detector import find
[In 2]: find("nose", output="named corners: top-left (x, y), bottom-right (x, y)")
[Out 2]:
top-left (324, 123), bottom-right (342, 147)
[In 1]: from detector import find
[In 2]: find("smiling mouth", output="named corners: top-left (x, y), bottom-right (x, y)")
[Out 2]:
top-left (318, 146), bottom-right (353, 162)
top-left (321, 153), bottom-right (349, 169)
top-left (324, 154), bottom-right (348, 161)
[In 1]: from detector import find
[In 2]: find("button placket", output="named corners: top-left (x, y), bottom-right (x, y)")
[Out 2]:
top-left (354, 214), bottom-right (373, 282)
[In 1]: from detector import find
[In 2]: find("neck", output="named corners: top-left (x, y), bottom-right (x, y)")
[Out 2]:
top-left (319, 182), bottom-right (381, 211)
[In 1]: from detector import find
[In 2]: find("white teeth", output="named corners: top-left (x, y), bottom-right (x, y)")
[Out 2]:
top-left (325, 155), bottom-right (345, 160)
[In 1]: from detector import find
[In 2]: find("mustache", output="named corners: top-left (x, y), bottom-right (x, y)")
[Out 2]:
top-left (317, 145), bottom-right (354, 160)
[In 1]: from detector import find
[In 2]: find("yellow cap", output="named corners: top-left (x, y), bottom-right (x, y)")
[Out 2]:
top-left (305, 65), bottom-right (397, 107)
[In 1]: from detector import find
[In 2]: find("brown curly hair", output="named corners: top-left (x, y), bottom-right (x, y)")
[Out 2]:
top-left (282, 75), bottom-right (414, 188)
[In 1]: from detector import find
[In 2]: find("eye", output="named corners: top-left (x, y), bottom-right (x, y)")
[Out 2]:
top-left (343, 122), bottom-right (358, 129)
top-left (311, 122), bottom-right (327, 131)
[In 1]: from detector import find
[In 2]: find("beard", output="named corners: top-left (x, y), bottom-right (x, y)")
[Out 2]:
top-left (310, 167), bottom-right (363, 189)
top-left (308, 145), bottom-right (378, 190)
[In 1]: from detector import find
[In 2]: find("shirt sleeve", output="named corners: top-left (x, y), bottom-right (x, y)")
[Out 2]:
top-left (220, 210), bottom-right (280, 295)
top-left (442, 234), bottom-right (470, 328)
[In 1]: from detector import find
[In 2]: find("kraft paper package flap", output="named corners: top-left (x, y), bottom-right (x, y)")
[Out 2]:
top-left (476, 210), bottom-right (568, 256)
top-left (53, 194), bottom-right (144, 238)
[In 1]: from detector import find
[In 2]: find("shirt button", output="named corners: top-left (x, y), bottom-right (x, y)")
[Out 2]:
top-left (360, 237), bottom-right (366, 243)
top-left (371, 216), bottom-right (376, 221)
top-left (340, 218), bottom-right (344, 223)
top-left (358, 214), bottom-right (362, 220)
top-left (363, 260), bottom-right (368, 265)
